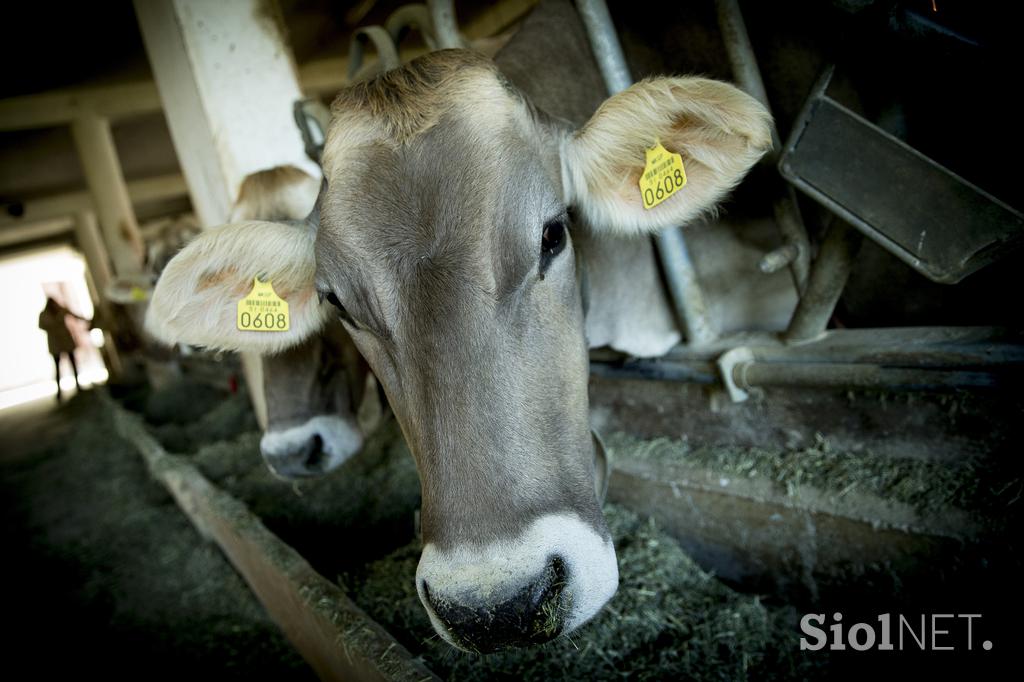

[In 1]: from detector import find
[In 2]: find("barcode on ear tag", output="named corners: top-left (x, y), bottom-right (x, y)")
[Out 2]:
top-left (639, 141), bottom-right (687, 209)
top-left (237, 278), bottom-right (289, 332)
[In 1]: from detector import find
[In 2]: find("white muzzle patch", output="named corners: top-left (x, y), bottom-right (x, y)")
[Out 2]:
top-left (415, 512), bottom-right (618, 648)
top-left (259, 415), bottom-right (362, 476)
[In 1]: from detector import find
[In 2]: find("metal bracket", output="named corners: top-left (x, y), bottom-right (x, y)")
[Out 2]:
top-left (347, 25), bottom-right (401, 81)
top-left (780, 66), bottom-right (1024, 284)
top-left (292, 99), bottom-right (330, 164)
top-left (717, 346), bottom-right (755, 403)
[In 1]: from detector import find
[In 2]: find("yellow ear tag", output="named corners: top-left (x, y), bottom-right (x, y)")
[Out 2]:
top-left (129, 285), bottom-right (148, 302)
top-left (237, 278), bottom-right (289, 332)
top-left (639, 140), bottom-right (687, 210)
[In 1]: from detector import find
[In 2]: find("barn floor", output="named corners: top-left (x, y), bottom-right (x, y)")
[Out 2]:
top-left (3, 375), bottom-right (1020, 680)
top-left (0, 390), bottom-right (313, 680)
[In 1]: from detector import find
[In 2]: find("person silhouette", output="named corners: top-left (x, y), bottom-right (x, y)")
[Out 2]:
top-left (38, 297), bottom-right (89, 402)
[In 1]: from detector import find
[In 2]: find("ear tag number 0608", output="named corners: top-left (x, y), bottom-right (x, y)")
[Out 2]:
top-left (237, 277), bottom-right (290, 332)
top-left (639, 140), bottom-right (687, 210)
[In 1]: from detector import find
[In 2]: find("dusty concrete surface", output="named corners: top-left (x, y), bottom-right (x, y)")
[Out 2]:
top-left (0, 391), bottom-right (313, 679)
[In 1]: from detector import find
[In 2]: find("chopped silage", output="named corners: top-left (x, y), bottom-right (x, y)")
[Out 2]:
top-left (184, 415), bottom-right (423, 575)
top-left (604, 430), bottom-right (1024, 521)
top-left (342, 503), bottom-right (825, 681)
top-left (147, 383), bottom-right (258, 454)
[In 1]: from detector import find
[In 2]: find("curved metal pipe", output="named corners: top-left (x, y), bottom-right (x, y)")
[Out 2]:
top-left (347, 25), bottom-right (402, 81)
top-left (293, 99), bottom-right (331, 163)
top-left (715, 0), bottom-right (811, 293)
top-left (386, 4), bottom-right (438, 50)
top-left (575, 0), bottom-right (717, 346)
top-left (427, 0), bottom-right (466, 49)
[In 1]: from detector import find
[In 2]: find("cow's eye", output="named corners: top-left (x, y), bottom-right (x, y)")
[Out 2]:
top-left (320, 290), bottom-right (353, 325)
top-left (540, 216), bottom-right (567, 272)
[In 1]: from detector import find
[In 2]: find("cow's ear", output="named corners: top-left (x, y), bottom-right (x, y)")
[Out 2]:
top-left (561, 77), bottom-right (772, 235)
top-left (146, 220), bottom-right (328, 354)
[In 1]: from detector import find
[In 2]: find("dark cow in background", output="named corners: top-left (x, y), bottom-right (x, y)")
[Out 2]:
top-left (147, 0), bottom-right (769, 652)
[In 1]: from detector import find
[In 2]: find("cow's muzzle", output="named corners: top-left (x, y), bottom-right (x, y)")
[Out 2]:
top-left (415, 512), bottom-right (618, 652)
top-left (259, 415), bottom-right (362, 479)
top-left (422, 557), bottom-right (567, 652)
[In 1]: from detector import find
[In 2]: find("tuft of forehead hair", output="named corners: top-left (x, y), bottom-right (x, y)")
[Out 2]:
top-left (328, 49), bottom-right (520, 146)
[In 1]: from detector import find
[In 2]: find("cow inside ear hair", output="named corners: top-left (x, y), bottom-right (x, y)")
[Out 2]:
top-left (146, 220), bottom-right (328, 354)
top-left (560, 76), bottom-right (772, 235)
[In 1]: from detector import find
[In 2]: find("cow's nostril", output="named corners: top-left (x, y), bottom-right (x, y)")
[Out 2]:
top-left (304, 433), bottom-right (325, 471)
top-left (425, 557), bottom-right (567, 652)
top-left (529, 555), bottom-right (565, 612)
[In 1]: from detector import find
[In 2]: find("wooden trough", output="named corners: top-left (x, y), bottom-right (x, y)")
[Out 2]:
top-left (105, 392), bottom-right (438, 682)
top-left (609, 453), bottom-right (975, 603)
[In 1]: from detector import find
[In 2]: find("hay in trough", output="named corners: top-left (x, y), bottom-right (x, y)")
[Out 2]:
top-left (184, 417), bottom-right (423, 575)
top-left (343, 503), bottom-right (824, 681)
top-left (605, 430), bottom-right (1023, 522)
top-left (148, 384), bottom-right (258, 454)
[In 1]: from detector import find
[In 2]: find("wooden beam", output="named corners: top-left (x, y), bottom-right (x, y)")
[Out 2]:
top-left (297, 57), bottom-right (353, 98)
top-left (72, 210), bottom-right (114, 297)
top-left (0, 81), bottom-right (162, 132)
top-left (0, 217), bottom-right (72, 248)
top-left (75, 211), bottom-right (124, 378)
top-left (0, 0), bottom-right (537, 133)
top-left (0, 59), bottom-right (350, 133)
top-left (0, 173), bottom-right (188, 231)
top-left (123, 173), bottom-right (189, 205)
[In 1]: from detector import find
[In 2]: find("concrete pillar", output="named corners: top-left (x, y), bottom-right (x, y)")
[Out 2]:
top-left (70, 114), bottom-right (146, 275)
top-left (134, 0), bottom-right (318, 227)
